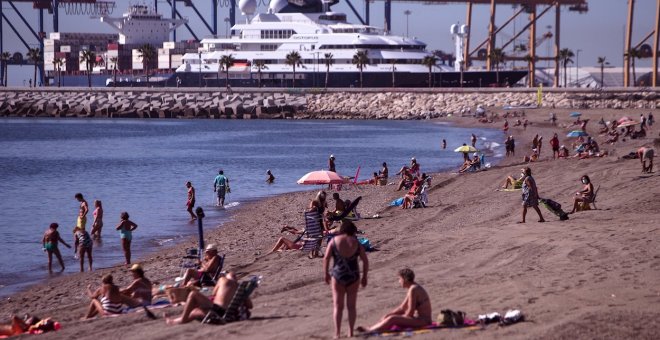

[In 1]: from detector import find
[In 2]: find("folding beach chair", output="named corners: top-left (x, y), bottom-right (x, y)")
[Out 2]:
top-left (589, 185), bottom-right (600, 209)
top-left (201, 276), bottom-right (261, 325)
top-left (301, 211), bottom-right (324, 258)
top-left (199, 254), bottom-right (226, 287)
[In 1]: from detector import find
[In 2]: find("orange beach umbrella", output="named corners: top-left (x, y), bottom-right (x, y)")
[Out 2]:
top-left (297, 170), bottom-right (344, 185)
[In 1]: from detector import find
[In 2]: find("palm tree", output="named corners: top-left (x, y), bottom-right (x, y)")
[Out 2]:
top-left (27, 47), bottom-right (42, 87)
top-left (285, 51), bottom-right (303, 88)
top-left (625, 48), bottom-right (642, 86)
top-left (220, 54), bottom-right (235, 90)
top-left (351, 50), bottom-right (369, 88)
top-left (52, 57), bottom-right (64, 87)
top-left (523, 54), bottom-right (534, 87)
top-left (138, 44), bottom-right (156, 85)
top-left (421, 55), bottom-right (438, 88)
top-left (1, 52), bottom-right (10, 86)
top-left (323, 53), bottom-right (334, 89)
top-left (558, 48), bottom-right (574, 87)
top-left (389, 59), bottom-right (396, 87)
top-left (252, 60), bottom-right (267, 87)
top-left (488, 48), bottom-right (505, 86)
top-left (79, 50), bottom-right (96, 88)
top-left (110, 56), bottom-right (118, 87)
top-left (597, 56), bottom-right (607, 88)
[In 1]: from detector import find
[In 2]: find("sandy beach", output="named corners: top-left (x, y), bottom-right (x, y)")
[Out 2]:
top-left (2, 107), bottom-right (659, 340)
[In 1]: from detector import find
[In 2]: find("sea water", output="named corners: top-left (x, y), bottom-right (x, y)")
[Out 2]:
top-left (0, 118), bottom-right (503, 296)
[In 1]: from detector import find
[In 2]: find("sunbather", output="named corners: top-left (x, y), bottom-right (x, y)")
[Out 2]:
top-left (357, 268), bottom-right (432, 333)
top-left (568, 175), bottom-right (595, 214)
top-left (638, 147), bottom-right (655, 173)
top-left (501, 172), bottom-right (525, 189)
top-left (180, 244), bottom-right (222, 286)
top-left (84, 274), bottom-right (136, 318)
top-left (0, 315), bottom-right (29, 337)
top-left (459, 153), bottom-right (481, 173)
top-left (402, 179), bottom-right (422, 209)
top-left (121, 264), bottom-right (153, 307)
top-left (396, 167), bottom-right (413, 191)
top-left (166, 272), bottom-right (252, 325)
top-left (268, 226), bottom-right (304, 253)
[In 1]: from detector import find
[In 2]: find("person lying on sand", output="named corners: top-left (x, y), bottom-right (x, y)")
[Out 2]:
top-left (165, 271), bottom-right (252, 325)
top-left (121, 264), bottom-right (153, 307)
top-left (357, 268), bottom-right (432, 333)
top-left (0, 315), bottom-right (54, 337)
top-left (269, 225), bottom-right (305, 253)
top-left (84, 274), bottom-right (137, 319)
top-left (180, 244), bottom-right (222, 286)
top-left (0, 315), bottom-right (30, 337)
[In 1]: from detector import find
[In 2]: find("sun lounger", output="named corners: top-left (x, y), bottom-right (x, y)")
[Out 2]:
top-left (201, 276), bottom-right (261, 325)
top-left (199, 254), bottom-right (226, 287)
top-left (301, 211), bottom-right (324, 257)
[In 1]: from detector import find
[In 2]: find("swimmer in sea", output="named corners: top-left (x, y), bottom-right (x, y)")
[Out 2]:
top-left (266, 170), bottom-right (275, 184)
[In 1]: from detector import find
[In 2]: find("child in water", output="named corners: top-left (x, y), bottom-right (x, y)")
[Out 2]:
top-left (42, 223), bottom-right (71, 273)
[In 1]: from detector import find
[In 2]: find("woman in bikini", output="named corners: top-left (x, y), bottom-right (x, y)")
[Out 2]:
top-left (90, 200), bottom-right (103, 239)
top-left (42, 223), bottom-right (71, 273)
top-left (268, 226), bottom-right (305, 253)
top-left (73, 226), bottom-right (93, 272)
top-left (84, 274), bottom-right (136, 319)
top-left (569, 175), bottom-right (595, 214)
top-left (116, 212), bottom-right (138, 265)
top-left (323, 220), bottom-right (369, 339)
top-left (121, 264), bottom-right (153, 307)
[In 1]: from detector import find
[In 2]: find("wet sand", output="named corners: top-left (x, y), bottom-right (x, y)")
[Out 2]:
top-left (1, 107), bottom-right (659, 339)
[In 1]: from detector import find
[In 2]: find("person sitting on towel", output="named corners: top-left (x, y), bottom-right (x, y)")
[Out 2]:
top-left (165, 271), bottom-right (252, 325)
top-left (357, 268), bottom-right (432, 333)
top-left (84, 274), bottom-right (138, 318)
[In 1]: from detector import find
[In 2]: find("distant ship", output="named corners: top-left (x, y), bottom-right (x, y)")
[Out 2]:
top-left (173, 0), bottom-right (527, 88)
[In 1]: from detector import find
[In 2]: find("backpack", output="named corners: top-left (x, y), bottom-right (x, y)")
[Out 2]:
top-left (440, 309), bottom-right (465, 327)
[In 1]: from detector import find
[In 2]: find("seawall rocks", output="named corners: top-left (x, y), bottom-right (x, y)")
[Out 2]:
top-left (0, 88), bottom-right (658, 119)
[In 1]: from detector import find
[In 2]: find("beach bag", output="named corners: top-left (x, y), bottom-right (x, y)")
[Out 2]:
top-left (358, 237), bottom-right (373, 252)
top-left (539, 198), bottom-right (569, 221)
top-left (440, 309), bottom-right (465, 327)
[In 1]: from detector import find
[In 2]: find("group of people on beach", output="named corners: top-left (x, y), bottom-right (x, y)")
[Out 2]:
top-left (42, 192), bottom-right (138, 274)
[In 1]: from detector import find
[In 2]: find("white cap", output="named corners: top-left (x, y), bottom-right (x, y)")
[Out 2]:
top-left (330, 154), bottom-right (334, 158)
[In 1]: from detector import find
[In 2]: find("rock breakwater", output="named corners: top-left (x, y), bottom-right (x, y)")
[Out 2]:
top-left (1, 88), bottom-right (658, 119)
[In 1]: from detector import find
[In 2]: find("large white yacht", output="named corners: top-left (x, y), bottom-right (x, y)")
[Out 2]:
top-left (174, 0), bottom-right (526, 87)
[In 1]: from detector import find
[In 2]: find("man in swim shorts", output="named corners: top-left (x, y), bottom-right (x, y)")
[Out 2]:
top-left (185, 182), bottom-right (197, 220)
top-left (165, 271), bottom-right (252, 324)
top-left (75, 193), bottom-right (89, 230)
top-left (357, 268), bottom-right (432, 333)
top-left (637, 147), bottom-right (654, 173)
top-left (213, 170), bottom-right (228, 207)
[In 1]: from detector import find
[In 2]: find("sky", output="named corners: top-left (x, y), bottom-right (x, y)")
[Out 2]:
top-left (1, 0), bottom-right (658, 85)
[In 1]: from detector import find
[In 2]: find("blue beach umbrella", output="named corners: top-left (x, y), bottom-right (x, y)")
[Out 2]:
top-left (569, 111), bottom-right (582, 117)
top-left (566, 130), bottom-right (588, 137)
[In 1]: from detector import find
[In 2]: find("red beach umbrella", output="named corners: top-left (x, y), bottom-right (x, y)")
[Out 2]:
top-left (297, 170), bottom-right (344, 185)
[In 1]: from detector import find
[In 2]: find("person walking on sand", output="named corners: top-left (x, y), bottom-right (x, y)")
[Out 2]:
top-left (185, 182), bottom-right (197, 220)
top-left (357, 268), bottom-right (432, 334)
top-left (75, 193), bottom-right (89, 230)
top-left (116, 212), bottom-right (138, 265)
top-left (637, 147), bottom-right (654, 173)
top-left (323, 220), bottom-right (369, 339)
top-left (90, 200), bottom-right (103, 239)
top-left (266, 170), bottom-right (275, 184)
top-left (213, 170), bottom-right (229, 207)
top-left (42, 223), bottom-right (71, 273)
top-left (73, 226), bottom-right (93, 272)
top-left (550, 133), bottom-right (560, 159)
top-left (519, 167), bottom-right (545, 223)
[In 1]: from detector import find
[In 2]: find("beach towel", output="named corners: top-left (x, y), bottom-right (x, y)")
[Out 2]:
top-left (389, 197), bottom-right (404, 207)
top-left (359, 319), bottom-right (478, 338)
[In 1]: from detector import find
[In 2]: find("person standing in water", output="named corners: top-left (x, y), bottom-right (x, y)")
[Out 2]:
top-left (42, 223), bottom-right (71, 273)
top-left (266, 170), bottom-right (275, 184)
top-left (328, 155), bottom-right (336, 173)
top-left (90, 200), bottom-right (103, 239)
top-left (116, 212), bottom-right (138, 265)
top-left (213, 170), bottom-right (229, 207)
top-left (75, 193), bottom-right (89, 230)
top-left (185, 182), bottom-right (197, 220)
top-left (471, 134), bottom-right (477, 147)
top-left (442, 139), bottom-right (447, 149)
top-left (73, 226), bottom-right (93, 272)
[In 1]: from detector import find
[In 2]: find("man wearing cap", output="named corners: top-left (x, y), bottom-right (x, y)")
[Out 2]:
top-left (328, 155), bottom-right (336, 173)
top-left (213, 170), bottom-right (229, 207)
top-left (121, 264), bottom-right (153, 307)
top-left (181, 244), bottom-right (222, 286)
top-left (166, 271), bottom-right (253, 325)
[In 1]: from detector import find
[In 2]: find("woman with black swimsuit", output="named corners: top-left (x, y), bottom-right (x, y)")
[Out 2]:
top-left (323, 220), bottom-right (369, 339)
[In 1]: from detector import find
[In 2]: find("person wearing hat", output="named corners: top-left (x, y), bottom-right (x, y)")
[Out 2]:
top-left (121, 264), bottom-right (153, 307)
top-left (73, 225), bottom-right (93, 272)
top-left (266, 170), bottom-right (275, 184)
top-left (328, 155), bottom-right (336, 173)
top-left (181, 244), bottom-right (222, 286)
